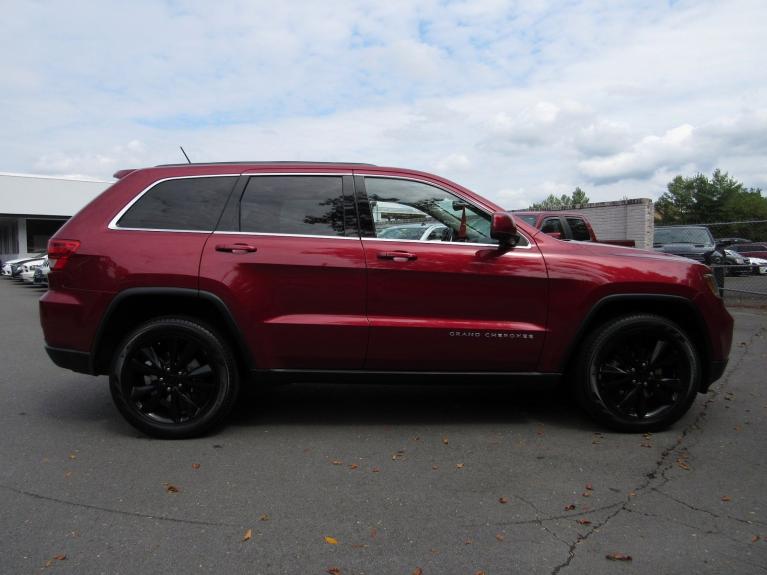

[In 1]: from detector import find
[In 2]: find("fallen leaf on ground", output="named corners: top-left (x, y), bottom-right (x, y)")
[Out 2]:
top-left (585, 483), bottom-right (593, 491)
top-left (581, 492), bottom-right (591, 497)
top-left (475, 571), bottom-right (486, 575)
top-left (259, 514), bottom-right (270, 521)
top-left (392, 450), bottom-right (405, 460)
top-left (752, 535), bottom-right (760, 543)
top-left (163, 483), bottom-right (179, 493)
top-left (327, 568), bottom-right (341, 575)
top-left (464, 539), bottom-right (473, 545)
top-left (721, 495), bottom-right (732, 502)
top-left (496, 533), bottom-right (505, 541)
top-left (577, 519), bottom-right (592, 525)
top-left (52, 555), bottom-right (66, 561)
top-left (432, 464), bottom-right (439, 470)
top-left (331, 460), bottom-right (343, 465)
top-left (372, 467), bottom-right (381, 473)
top-left (677, 461), bottom-right (690, 470)
top-left (455, 463), bottom-right (465, 469)
top-left (370, 527), bottom-right (378, 539)
top-left (324, 536), bottom-right (338, 545)
top-left (348, 463), bottom-right (359, 470)
top-left (242, 529), bottom-right (252, 542)
top-left (412, 568), bottom-right (423, 575)
top-left (191, 463), bottom-right (201, 469)
top-left (564, 504), bottom-right (576, 511)
top-left (606, 552), bottom-right (632, 561)
top-left (68, 453), bottom-right (76, 460)
top-left (628, 491), bottom-right (636, 497)
top-left (442, 437), bottom-right (449, 445)
top-left (499, 496), bottom-right (509, 504)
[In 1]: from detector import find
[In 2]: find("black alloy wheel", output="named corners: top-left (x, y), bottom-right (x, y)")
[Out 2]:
top-left (110, 317), bottom-right (239, 439)
top-left (577, 314), bottom-right (700, 432)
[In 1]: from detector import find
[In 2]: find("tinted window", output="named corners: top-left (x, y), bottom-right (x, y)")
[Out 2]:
top-left (654, 227), bottom-right (714, 246)
top-left (518, 215), bottom-right (537, 226)
top-left (540, 218), bottom-right (563, 235)
top-left (566, 217), bottom-right (590, 241)
top-left (240, 176), bottom-right (345, 236)
top-left (118, 176), bottom-right (236, 231)
top-left (365, 177), bottom-right (529, 246)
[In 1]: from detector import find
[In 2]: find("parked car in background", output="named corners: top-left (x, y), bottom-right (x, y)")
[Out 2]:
top-left (653, 226), bottom-right (721, 263)
top-left (40, 161), bottom-right (733, 438)
top-left (748, 256), bottom-right (767, 275)
top-left (19, 258), bottom-right (45, 283)
top-left (378, 222), bottom-right (448, 241)
top-left (33, 258), bottom-right (50, 286)
top-left (513, 211), bottom-right (636, 246)
top-left (2, 256), bottom-right (36, 277)
top-left (722, 249), bottom-right (751, 276)
top-left (8, 254), bottom-right (46, 279)
top-left (731, 243), bottom-right (767, 260)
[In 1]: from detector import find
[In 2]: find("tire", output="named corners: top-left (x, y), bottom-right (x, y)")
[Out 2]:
top-left (109, 317), bottom-right (240, 439)
top-left (575, 314), bottom-right (700, 432)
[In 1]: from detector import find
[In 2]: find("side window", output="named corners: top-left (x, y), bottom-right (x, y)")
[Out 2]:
top-left (117, 176), bottom-right (236, 231)
top-left (240, 176), bottom-right (345, 236)
top-left (566, 217), bottom-right (591, 241)
top-left (365, 177), bottom-right (527, 246)
top-left (540, 217), bottom-right (564, 235)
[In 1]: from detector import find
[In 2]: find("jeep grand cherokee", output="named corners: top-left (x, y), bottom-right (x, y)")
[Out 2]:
top-left (40, 162), bottom-right (733, 438)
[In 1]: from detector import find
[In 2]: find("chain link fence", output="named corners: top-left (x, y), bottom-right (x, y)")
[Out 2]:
top-left (703, 220), bottom-right (767, 303)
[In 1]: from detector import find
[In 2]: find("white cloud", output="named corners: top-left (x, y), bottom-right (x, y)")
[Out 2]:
top-left (0, 0), bottom-right (765, 209)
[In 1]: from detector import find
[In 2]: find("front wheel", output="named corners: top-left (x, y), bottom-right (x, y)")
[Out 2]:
top-left (110, 317), bottom-right (240, 439)
top-left (576, 314), bottom-right (700, 432)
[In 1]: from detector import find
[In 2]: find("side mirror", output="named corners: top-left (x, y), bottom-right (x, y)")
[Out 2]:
top-left (490, 212), bottom-right (518, 247)
top-left (545, 231), bottom-right (562, 240)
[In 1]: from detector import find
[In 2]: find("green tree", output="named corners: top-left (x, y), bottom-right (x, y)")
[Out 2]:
top-left (530, 187), bottom-right (590, 210)
top-left (655, 169), bottom-right (766, 225)
top-left (571, 187), bottom-right (589, 206)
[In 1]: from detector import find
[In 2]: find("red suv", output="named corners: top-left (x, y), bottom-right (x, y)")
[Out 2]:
top-left (40, 162), bottom-right (733, 438)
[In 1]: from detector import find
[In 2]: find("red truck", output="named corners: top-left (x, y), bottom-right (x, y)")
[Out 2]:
top-left (514, 211), bottom-right (636, 247)
top-left (40, 162), bottom-right (731, 438)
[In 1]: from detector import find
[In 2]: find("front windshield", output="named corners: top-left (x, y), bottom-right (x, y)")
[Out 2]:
top-left (654, 227), bottom-right (714, 246)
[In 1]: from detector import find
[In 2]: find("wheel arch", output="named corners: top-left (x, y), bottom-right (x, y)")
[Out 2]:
top-left (92, 288), bottom-right (253, 376)
top-left (560, 294), bottom-right (713, 392)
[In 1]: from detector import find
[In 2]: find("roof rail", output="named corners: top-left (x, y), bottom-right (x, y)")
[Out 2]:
top-left (154, 161), bottom-right (378, 167)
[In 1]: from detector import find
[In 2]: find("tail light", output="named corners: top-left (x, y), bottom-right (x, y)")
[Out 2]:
top-left (47, 239), bottom-right (80, 270)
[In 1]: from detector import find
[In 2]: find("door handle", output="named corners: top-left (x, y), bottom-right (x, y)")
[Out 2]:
top-left (378, 251), bottom-right (417, 261)
top-left (215, 243), bottom-right (258, 253)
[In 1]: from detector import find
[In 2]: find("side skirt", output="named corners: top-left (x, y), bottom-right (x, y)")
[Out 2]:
top-left (251, 369), bottom-right (562, 385)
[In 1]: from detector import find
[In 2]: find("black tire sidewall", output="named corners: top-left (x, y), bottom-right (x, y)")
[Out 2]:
top-left (576, 314), bottom-right (700, 432)
top-left (109, 317), bottom-right (239, 439)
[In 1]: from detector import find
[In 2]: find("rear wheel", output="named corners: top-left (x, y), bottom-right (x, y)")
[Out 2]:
top-left (576, 314), bottom-right (700, 432)
top-left (109, 317), bottom-right (240, 439)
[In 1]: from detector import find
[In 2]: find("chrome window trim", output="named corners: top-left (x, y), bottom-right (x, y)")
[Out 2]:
top-left (108, 174), bottom-right (240, 232)
top-left (362, 236), bottom-right (533, 249)
top-left (356, 174), bottom-right (533, 249)
top-left (213, 231), bottom-right (359, 240)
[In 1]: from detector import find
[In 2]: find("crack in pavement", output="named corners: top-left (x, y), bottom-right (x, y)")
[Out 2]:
top-left (651, 487), bottom-right (767, 528)
top-left (0, 483), bottom-right (240, 528)
top-left (546, 319), bottom-right (763, 574)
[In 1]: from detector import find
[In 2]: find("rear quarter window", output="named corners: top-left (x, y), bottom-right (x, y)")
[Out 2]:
top-left (116, 176), bottom-right (237, 231)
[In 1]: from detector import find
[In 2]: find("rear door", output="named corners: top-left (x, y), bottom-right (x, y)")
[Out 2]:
top-left (356, 173), bottom-right (549, 372)
top-left (199, 171), bottom-right (368, 369)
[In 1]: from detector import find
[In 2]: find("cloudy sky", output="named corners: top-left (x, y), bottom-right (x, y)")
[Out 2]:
top-left (1, 0), bottom-right (765, 208)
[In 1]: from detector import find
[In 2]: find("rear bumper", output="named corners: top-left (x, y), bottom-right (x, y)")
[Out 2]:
top-left (44, 345), bottom-right (95, 375)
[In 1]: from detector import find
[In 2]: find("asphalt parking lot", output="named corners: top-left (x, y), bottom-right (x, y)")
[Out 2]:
top-left (1, 279), bottom-right (766, 574)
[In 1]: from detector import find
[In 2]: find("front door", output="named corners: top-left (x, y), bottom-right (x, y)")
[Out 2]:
top-left (357, 175), bottom-right (549, 372)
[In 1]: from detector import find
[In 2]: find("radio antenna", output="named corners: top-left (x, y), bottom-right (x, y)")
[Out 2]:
top-left (179, 146), bottom-right (192, 164)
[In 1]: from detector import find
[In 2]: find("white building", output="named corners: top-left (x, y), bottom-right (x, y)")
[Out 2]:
top-left (0, 173), bottom-right (111, 263)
